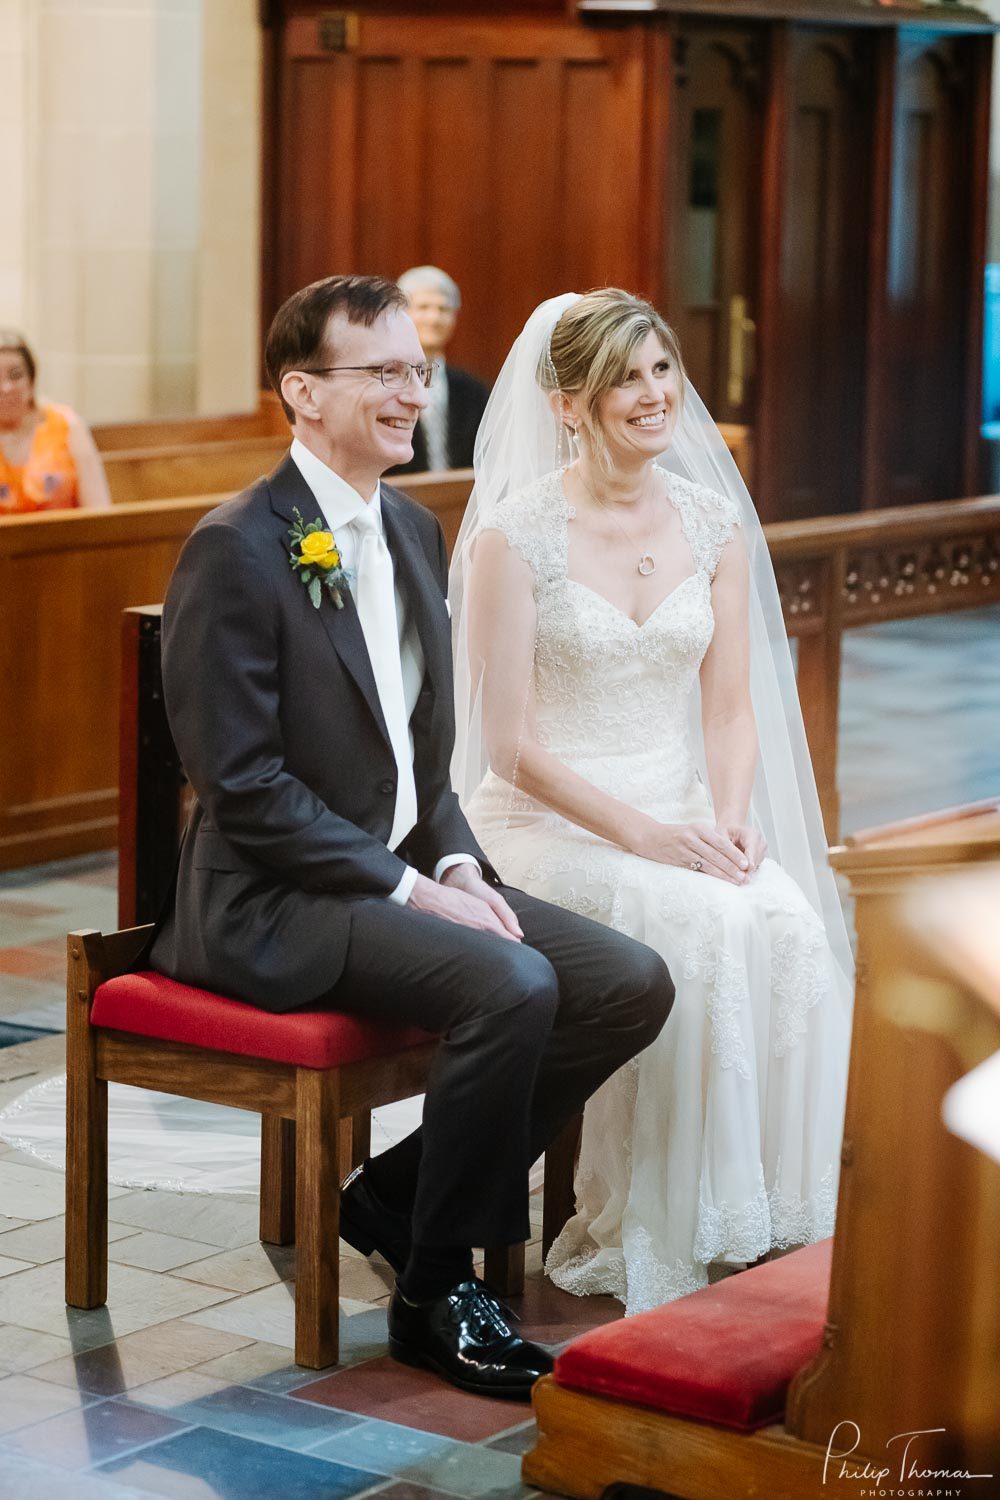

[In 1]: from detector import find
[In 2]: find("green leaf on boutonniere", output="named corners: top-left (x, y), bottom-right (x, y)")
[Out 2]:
top-left (287, 506), bottom-right (352, 610)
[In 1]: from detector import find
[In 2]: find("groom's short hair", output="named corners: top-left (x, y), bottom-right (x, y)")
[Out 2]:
top-left (266, 274), bottom-right (408, 422)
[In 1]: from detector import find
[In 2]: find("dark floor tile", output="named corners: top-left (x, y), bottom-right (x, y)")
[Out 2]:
top-left (508, 1276), bottom-right (624, 1345)
top-left (1, 1397), bottom-right (190, 1471)
top-left (485, 1419), bottom-right (538, 1456)
top-left (126, 1378), bottom-right (364, 1452)
top-left (0, 1022), bottom-right (57, 1049)
top-left (97, 1424), bottom-right (382, 1499)
top-left (292, 1356), bottom-right (534, 1442)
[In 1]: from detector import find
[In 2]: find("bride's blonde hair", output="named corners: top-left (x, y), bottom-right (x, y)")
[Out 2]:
top-left (539, 288), bottom-right (686, 471)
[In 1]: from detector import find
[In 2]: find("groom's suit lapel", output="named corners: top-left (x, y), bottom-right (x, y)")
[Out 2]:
top-left (267, 454), bottom-right (392, 749)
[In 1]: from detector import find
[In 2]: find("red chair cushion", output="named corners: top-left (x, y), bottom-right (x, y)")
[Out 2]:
top-left (553, 1238), bottom-right (833, 1432)
top-left (91, 971), bottom-right (432, 1070)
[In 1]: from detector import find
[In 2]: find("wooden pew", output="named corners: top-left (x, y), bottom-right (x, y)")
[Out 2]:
top-left (524, 800), bottom-right (1000, 1498)
top-left (100, 442), bottom-right (476, 511)
top-left (0, 498), bottom-right (223, 872)
top-left (103, 436), bottom-right (288, 504)
top-left (92, 393), bottom-right (287, 451)
top-left (0, 471), bottom-right (470, 875)
top-left (99, 425), bottom-right (750, 511)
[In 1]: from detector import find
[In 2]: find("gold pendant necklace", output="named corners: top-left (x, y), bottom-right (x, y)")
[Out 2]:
top-left (576, 468), bottom-right (659, 576)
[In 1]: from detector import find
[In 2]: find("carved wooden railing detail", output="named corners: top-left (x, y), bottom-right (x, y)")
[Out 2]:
top-left (767, 495), bottom-right (1000, 839)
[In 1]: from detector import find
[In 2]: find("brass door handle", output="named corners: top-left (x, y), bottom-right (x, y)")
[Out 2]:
top-left (728, 294), bottom-right (757, 408)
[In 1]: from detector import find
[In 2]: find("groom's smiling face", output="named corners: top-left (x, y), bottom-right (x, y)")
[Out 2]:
top-left (309, 308), bottom-right (429, 475)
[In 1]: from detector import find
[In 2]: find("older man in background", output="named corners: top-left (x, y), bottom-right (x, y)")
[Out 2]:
top-left (391, 266), bottom-right (489, 475)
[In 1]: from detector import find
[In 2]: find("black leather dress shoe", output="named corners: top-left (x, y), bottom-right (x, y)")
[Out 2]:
top-left (388, 1278), bottom-right (554, 1399)
top-left (339, 1164), bottom-right (412, 1273)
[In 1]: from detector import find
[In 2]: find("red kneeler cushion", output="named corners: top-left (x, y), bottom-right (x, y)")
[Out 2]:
top-left (553, 1238), bottom-right (833, 1432)
top-left (92, 971), bottom-right (431, 1070)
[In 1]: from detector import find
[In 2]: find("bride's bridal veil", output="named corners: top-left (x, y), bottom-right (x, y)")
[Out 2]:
top-left (449, 290), bottom-right (854, 987)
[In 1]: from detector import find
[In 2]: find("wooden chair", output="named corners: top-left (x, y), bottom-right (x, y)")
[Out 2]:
top-left (65, 923), bottom-right (579, 1369)
top-left (523, 800), bottom-right (1000, 1498)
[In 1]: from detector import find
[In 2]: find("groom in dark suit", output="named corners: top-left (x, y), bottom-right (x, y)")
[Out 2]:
top-left (150, 275), bottom-right (674, 1398)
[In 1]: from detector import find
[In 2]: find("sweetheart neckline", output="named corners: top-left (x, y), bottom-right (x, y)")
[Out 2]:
top-left (563, 570), bottom-right (705, 630)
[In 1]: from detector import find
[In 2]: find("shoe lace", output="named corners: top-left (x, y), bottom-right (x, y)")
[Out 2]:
top-left (462, 1278), bottom-right (521, 1340)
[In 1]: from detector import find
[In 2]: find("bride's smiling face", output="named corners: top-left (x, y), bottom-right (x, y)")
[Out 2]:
top-left (586, 331), bottom-right (681, 465)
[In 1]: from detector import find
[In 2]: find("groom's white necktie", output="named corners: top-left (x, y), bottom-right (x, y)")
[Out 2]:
top-left (352, 504), bottom-right (418, 851)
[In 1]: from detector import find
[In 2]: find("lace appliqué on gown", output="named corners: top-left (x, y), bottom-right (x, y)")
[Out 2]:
top-left (468, 469), bottom-right (851, 1316)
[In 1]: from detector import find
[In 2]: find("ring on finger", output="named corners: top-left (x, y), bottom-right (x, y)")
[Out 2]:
top-left (689, 859), bottom-right (704, 872)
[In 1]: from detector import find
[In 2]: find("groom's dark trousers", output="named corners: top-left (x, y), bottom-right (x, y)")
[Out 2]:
top-left (148, 455), bottom-right (675, 1250)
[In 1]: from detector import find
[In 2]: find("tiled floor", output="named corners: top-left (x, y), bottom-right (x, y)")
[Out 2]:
top-left (0, 605), bottom-right (996, 1497)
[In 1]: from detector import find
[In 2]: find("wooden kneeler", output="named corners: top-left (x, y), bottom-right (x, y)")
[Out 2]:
top-left (65, 924), bottom-right (577, 1370)
top-left (523, 801), bottom-right (1000, 1498)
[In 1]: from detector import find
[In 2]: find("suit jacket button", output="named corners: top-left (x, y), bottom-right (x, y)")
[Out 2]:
top-left (379, 778), bottom-right (396, 795)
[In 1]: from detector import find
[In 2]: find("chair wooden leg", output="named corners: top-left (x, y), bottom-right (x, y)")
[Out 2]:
top-left (295, 1067), bottom-right (341, 1368)
top-left (337, 1108), bottom-right (373, 1181)
top-left (543, 1113), bottom-right (582, 1258)
top-left (484, 1242), bottom-right (525, 1297)
top-left (65, 932), bottom-right (109, 1309)
top-left (350, 1108), bottom-right (371, 1169)
top-left (260, 1115), bottom-right (296, 1245)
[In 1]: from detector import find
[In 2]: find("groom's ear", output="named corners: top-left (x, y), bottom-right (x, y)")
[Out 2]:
top-left (280, 370), bottom-right (322, 425)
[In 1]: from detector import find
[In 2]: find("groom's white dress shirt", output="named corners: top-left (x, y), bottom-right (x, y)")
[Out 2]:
top-left (290, 439), bottom-right (477, 905)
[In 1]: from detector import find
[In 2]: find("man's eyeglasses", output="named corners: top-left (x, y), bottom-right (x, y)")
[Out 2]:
top-left (300, 361), bottom-right (435, 390)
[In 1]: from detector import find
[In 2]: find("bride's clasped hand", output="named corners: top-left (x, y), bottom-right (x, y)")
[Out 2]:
top-left (625, 817), bottom-right (764, 883)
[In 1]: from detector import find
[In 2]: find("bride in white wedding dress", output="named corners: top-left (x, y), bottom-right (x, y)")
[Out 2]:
top-left (452, 289), bottom-right (853, 1315)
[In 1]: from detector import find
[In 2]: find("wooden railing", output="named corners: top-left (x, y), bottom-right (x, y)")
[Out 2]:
top-left (769, 496), bottom-right (1000, 836)
top-left (2, 468), bottom-right (996, 877)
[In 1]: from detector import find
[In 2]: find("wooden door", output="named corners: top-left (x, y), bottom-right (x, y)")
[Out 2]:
top-left (763, 27), bottom-right (874, 522)
top-left (666, 25), bottom-right (764, 431)
top-left (268, 13), bottom-right (649, 382)
top-left (875, 33), bottom-right (989, 507)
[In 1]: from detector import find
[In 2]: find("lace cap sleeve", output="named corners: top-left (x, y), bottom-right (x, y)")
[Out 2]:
top-left (481, 471), bottom-right (567, 591)
top-left (668, 474), bottom-right (742, 579)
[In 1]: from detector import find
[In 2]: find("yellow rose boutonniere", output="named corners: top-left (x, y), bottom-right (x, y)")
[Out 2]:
top-left (288, 508), bottom-right (352, 609)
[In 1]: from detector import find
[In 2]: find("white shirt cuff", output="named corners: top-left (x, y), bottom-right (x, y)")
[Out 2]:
top-left (388, 865), bottom-right (419, 906)
top-left (433, 853), bottom-right (482, 884)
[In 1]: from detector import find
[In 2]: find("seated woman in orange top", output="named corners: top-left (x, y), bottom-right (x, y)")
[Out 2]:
top-left (0, 331), bottom-right (111, 514)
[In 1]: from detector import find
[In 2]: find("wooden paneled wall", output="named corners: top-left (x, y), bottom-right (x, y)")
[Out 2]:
top-left (879, 33), bottom-right (987, 508)
top-left (264, 4), bottom-right (993, 522)
top-left (268, 15), bottom-right (654, 382)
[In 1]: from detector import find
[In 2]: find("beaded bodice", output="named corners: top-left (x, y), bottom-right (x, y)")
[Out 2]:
top-left (485, 468), bottom-right (740, 817)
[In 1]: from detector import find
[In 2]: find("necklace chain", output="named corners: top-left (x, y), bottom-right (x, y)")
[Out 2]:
top-left (574, 466), bottom-right (660, 576)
